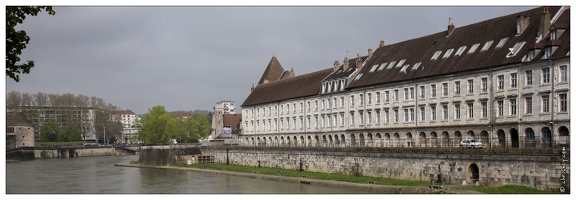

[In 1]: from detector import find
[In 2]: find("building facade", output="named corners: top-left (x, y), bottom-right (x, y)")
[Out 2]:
top-left (6, 112), bottom-right (36, 149)
top-left (210, 101), bottom-right (242, 140)
top-left (111, 109), bottom-right (140, 144)
top-left (240, 6), bottom-right (570, 148)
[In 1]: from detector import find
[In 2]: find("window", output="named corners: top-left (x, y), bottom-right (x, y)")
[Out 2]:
top-left (384, 109), bottom-right (390, 123)
top-left (340, 113), bottom-right (345, 126)
top-left (300, 102), bottom-right (303, 112)
top-left (394, 89), bottom-right (399, 101)
top-left (315, 100), bottom-right (318, 111)
top-left (525, 96), bottom-right (533, 114)
top-left (468, 43), bottom-right (480, 54)
top-left (542, 47), bottom-right (552, 59)
top-left (468, 79), bottom-right (474, 93)
top-left (367, 93), bottom-right (372, 105)
top-left (496, 37), bottom-right (509, 48)
top-left (454, 104), bottom-right (461, 119)
top-left (333, 98), bottom-right (337, 108)
top-left (431, 51), bottom-right (442, 60)
top-left (410, 87), bottom-right (415, 100)
top-left (559, 93), bottom-right (568, 112)
top-left (376, 92), bottom-right (381, 104)
top-left (340, 97), bottom-right (344, 108)
top-left (321, 115), bottom-right (325, 127)
top-left (431, 84), bottom-right (437, 98)
top-left (542, 68), bottom-right (550, 83)
top-left (404, 88), bottom-right (409, 100)
top-left (442, 105), bottom-right (448, 120)
top-left (394, 109), bottom-right (399, 123)
top-left (525, 70), bottom-right (533, 85)
top-left (350, 112), bottom-right (355, 125)
top-left (467, 103), bottom-right (474, 119)
top-left (321, 99), bottom-right (325, 109)
top-left (481, 78), bottom-right (488, 92)
top-left (455, 46), bottom-right (467, 56)
top-left (404, 108), bottom-right (411, 122)
top-left (443, 48), bottom-right (454, 59)
top-left (442, 83), bottom-right (448, 96)
top-left (481, 101), bottom-right (488, 118)
top-left (480, 40), bottom-right (494, 51)
top-left (510, 98), bottom-right (517, 116)
top-left (412, 62), bottom-right (422, 71)
top-left (497, 100), bottom-right (504, 116)
top-left (542, 94), bottom-right (550, 113)
top-left (510, 73), bottom-right (517, 88)
top-left (293, 103), bottom-right (296, 113)
top-left (385, 91), bottom-right (390, 103)
top-left (307, 116), bottom-right (311, 129)
top-left (420, 106), bottom-right (425, 121)
top-left (454, 81), bottom-right (461, 95)
top-left (497, 75), bottom-right (504, 90)
top-left (560, 65), bottom-right (568, 82)
top-left (332, 114), bottom-right (337, 127)
top-left (431, 105), bottom-right (437, 121)
top-left (359, 111), bottom-right (364, 125)
top-left (359, 94), bottom-right (364, 105)
top-left (350, 95), bottom-right (355, 107)
top-left (314, 116), bottom-right (318, 128)
top-left (420, 86), bottom-right (425, 99)
top-left (367, 111), bottom-right (372, 124)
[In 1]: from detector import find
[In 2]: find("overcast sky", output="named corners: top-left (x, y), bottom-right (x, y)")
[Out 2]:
top-left (4, 4), bottom-right (538, 114)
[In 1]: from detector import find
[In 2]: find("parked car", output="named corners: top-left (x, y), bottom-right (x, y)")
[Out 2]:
top-left (460, 139), bottom-right (483, 148)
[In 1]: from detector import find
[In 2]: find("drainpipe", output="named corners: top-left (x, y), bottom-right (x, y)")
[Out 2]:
top-left (489, 66), bottom-right (494, 148)
top-left (549, 59), bottom-right (555, 148)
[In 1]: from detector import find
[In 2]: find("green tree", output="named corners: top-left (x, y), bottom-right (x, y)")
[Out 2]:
top-left (39, 122), bottom-right (59, 142)
top-left (134, 106), bottom-right (179, 144)
top-left (60, 124), bottom-right (82, 142)
top-left (189, 113), bottom-right (212, 142)
top-left (6, 6), bottom-right (56, 82)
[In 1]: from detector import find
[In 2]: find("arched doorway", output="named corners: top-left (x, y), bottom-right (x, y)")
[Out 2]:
top-left (280, 136), bottom-right (285, 146)
top-left (542, 127), bottom-right (552, 148)
top-left (406, 132), bottom-right (413, 147)
top-left (307, 136), bottom-right (312, 147)
top-left (480, 131), bottom-right (489, 147)
top-left (367, 133), bottom-right (373, 147)
top-left (393, 133), bottom-right (400, 147)
top-left (322, 135), bottom-right (327, 147)
top-left (454, 131), bottom-right (462, 147)
top-left (334, 135), bottom-right (339, 146)
top-left (294, 136), bottom-right (298, 147)
top-left (467, 130), bottom-right (475, 139)
top-left (558, 126), bottom-right (570, 146)
top-left (351, 134), bottom-right (357, 147)
top-left (419, 132), bottom-right (427, 147)
top-left (359, 133), bottom-right (365, 146)
top-left (497, 129), bottom-right (506, 148)
top-left (510, 128), bottom-right (519, 148)
top-left (376, 133), bottom-right (382, 147)
top-left (328, 135), bottom-right (333, 147)
top-left (431, 132), bottom-right (438, 147)
top-left (341, 134), bottom-right (346, 146)
top-left (262, 137), bottom-right (266, 146)
top-left (442, 131), bottom-right (450, 147)
top-left (468, 163), bottom-right (480, 184)
top-left (286, 136), bottom-right (291, 147)
top-left (525, 128), bottom-right (535, 148)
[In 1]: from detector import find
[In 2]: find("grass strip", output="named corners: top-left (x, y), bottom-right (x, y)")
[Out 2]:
top-left (36, 141), bottom-right (84, 147)
top-left (175, 162), bottom-right (432, 186)
top-left (463, 185), bottom-right (556, 194)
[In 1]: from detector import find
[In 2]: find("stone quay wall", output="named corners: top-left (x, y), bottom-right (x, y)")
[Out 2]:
top-left (33, 146), bottom-right (133, 159)
top-left (201, 146), bottom-right (570, 192)
top-left (139, 144), bottom-right (202, 166)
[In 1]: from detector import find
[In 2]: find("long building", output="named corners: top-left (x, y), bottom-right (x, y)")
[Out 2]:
top-left (240, 6), bottom-right (570, 148)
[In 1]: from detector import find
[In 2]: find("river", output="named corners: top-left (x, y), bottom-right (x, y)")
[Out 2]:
top-left (6, 155), bottom-right (374, 194)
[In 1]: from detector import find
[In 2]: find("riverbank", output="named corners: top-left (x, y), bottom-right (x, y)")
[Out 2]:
top-left (115, 162), bottom-right (474, 194)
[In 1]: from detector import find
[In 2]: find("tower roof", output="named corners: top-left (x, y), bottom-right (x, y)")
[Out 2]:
top-left (8, 112), bottom-right (34, 126)
top-left (257, 56), bottom-right (286, 85)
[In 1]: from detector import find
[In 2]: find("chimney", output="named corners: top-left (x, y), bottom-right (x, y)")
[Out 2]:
top-left (333, 60), bottom-right (340, 72)
top-left (356, 54), bottom-right (362, 69)
top-left (368, 48), bottom-right (373, 57)
top-left (539, 7), bottom-right (551, 37)
top-left (516, 15), bottom-right (530, 35)
top-left (379, 40), bottom-right (385, 47)
top-left (250, 84), bottom-right (254, 92)
top-left (447, 18), bottom-right (455, 37)
top-left (343, 57), bottom-right (349, 71)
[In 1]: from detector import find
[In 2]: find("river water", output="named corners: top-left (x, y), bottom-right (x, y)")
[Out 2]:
top-left (6, 155), bottom-right (374, 194)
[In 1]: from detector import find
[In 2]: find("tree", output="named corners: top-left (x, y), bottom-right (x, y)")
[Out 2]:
top-left (134, 106), bottom-right (179, 144)
top-left (39, 122), bottom-right (59, 142)
top-left (6, 6), bottom-right (55, 82)
top-left (60, 124), bottom-right (82, 142)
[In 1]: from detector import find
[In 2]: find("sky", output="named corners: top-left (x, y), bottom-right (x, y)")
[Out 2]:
top-left (3, 2), bottom-right (545, 114)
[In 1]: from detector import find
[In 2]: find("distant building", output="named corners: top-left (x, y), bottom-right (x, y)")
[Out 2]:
top-left (170, 111), bottom-right (192, 118)
top-left (111, 109), bottom-right (140, 144)
top-left (6, 106), bottom-right (96, 141)
top-left (6, 112), bottom-right (35, 149)
top-left (210, 101), bottom-right (242, 140)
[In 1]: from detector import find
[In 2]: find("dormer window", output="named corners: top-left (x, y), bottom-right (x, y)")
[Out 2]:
top-left (496, 37), bottom-right (509, 49)
top-left (411, 62), bottom-right (422, 71)
top-left (442, 48), bottom-right (454, 59)
top-left (431, 51), bottom-right (442, 61)
top-left (355, 73), bottom-right (363, 80)
top-left (369, 64), bottom-right (380, 72)
top-left (468, 43), bottom-right (480, 54)
top-left (377, 62), bottom-right (387, 71)
top-left (480, 40), bottom-right (494, 52)
top-left (400, 64), bottom-right (410, 74)
top-left (387, 61), bottom-right (396, 69)
top-left (523, 49), bottom-right (537, 62)
top-left (542, 46), bottom-right (554, 59)
top-left (454, 46), bottom-right (467, 57)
